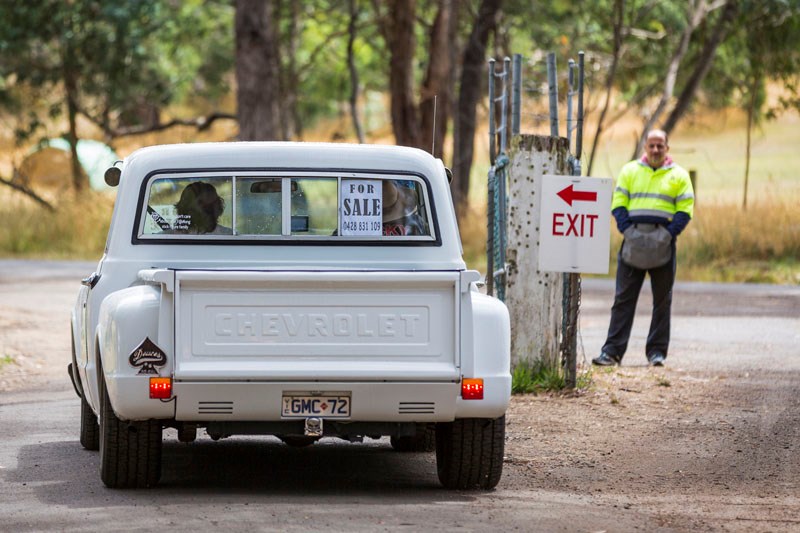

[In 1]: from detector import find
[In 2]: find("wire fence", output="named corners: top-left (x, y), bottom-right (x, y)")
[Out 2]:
top-left (486, 51), bottom-right (586, 387)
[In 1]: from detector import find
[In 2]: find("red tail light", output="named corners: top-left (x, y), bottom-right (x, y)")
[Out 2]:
top-left (149, 377), bottom-right (172, 399)
top-left (461, 378), bottom-right (484, 400)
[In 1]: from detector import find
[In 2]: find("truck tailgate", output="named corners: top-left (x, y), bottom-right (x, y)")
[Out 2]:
top-left (173, 271), bottom-right (460, 381)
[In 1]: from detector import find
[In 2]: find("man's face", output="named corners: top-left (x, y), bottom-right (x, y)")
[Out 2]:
top-left (645, 134), bottom-right (668, 167)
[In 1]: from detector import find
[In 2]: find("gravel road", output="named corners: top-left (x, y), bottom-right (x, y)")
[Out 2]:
top-left (0, 260), bottom-right (798, 531)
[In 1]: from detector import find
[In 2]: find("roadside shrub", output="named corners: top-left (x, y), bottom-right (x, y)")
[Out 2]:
top-left (511, 358), bottom-right (565, 394)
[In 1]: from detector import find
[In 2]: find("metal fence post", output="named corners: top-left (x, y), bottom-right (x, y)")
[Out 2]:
top-left (567, 59), bottom-right (575, 150)
top-left (576, 51), bottom-right (585, 160)
top-left (512, 54), bottom-right (522, 137)
top-left (500, 57), bottom-right (510, 154)
top-left (488, 58), bottom-right (497, 164)
top-left (562, 51), bottom-right (586, 389)
top-left (547, 52), bottom-right (559, 137)
top-left (486, 59), bottom-right (497, 296)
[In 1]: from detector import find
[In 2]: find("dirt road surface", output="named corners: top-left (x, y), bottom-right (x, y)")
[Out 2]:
top-left (1, 260), bottom-right (798, 531)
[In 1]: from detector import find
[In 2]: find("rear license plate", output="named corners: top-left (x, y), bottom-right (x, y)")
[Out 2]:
top-left (281, 392), bottom-right (351, 418)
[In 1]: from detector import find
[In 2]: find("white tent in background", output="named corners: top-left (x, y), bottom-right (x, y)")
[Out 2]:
top-left (38, 139), bottom-right (120, 191)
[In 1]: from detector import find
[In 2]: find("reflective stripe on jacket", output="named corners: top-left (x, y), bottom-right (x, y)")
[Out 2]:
top-left (611, 159), bottom-right (694, 221)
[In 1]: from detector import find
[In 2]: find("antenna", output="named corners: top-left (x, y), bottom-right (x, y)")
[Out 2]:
top-left (431, 95), bottom-right (437, 155)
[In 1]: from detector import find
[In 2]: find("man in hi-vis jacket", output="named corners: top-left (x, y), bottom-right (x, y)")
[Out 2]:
top-left (593, 130), bottom-right (695, 367)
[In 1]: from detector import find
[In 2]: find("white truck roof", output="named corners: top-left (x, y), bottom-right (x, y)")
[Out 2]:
top-left (105, 142), bottom-right (465, 271)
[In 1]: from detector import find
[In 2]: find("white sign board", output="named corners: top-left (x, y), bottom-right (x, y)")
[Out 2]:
top-left (538, 175), bottom-right (613, 274)
top-left (340, 179), bottom-right (382, 236)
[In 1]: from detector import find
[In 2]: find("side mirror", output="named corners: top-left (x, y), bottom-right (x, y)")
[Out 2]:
top-left (445, 167), bottom-right (453, 184)
top-left (104, 166), bottom-right (122, 187)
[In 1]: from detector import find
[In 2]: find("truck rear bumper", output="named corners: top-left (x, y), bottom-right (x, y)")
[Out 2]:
top-left (108, 376), bottom-right (509, 422)
top-left (173, 381), bottom-right (461, 422)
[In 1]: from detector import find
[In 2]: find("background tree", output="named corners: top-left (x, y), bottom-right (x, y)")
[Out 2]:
top-left (632, 0), bottom-right (727, 157)
top-left (0, 0), bottom-right (234, 189)
top-left (726, 0), bottom-right (800, 208)
top-left (451, 0), bottom-right (502, 212)
top-left (419, 0), bottom-right (459, 159)
top-left (372, 0), bottom-right (458, 153)
top-left (347, 0), bottom-right (366, 143)
top-left (1, 0), bottom-right (798, 207)
top-left (236, 0), bottom-right (282, 141)
top-left (0, 1), bottom-right (161, 189)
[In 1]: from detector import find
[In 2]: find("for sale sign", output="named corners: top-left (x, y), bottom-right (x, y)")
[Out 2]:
top-left (341, 179), bottom-right (383, 236)
top-left (538, 175), bottom-right (613, 274)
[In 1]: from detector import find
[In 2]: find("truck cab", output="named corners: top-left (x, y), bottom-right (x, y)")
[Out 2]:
top-left (70, 142), bottom-right (510, 489)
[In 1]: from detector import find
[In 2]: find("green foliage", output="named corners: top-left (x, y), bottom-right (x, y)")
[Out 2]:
top-left (0, 355), bottom-right (15, 369)
top-left (146, 0), bottom-right (234, 107)
top-left (511, 358), bottom-right (565, 394)
top-left (511, 359), bottom-right (595, 394)
top-left (0, 0), bottom-right (233, 142)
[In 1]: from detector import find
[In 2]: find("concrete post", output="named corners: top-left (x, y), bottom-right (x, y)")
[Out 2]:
top-left (506, 134), bottom-right (570, 368)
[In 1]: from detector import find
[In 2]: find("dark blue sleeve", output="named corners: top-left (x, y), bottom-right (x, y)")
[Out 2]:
top-left (612, 206), bottom-right (632, 233)
top-left (667, 211), bottom-right (691, 237)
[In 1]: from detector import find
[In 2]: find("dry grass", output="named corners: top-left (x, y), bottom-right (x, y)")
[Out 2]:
top-left (0, 190), bottom-right (112, 258)
top-left (604, 198), bottom-right (800, 284)
top-left (679, 199), bottom-right (800, 283)
top-left (0, 100), bottom-right (797, 284)
top-left (458, 202), bottom-right (489, 273)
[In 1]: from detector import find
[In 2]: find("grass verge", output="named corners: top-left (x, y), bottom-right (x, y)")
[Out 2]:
top-left (0, 190), bottom-right (112, 258)
top-left (512, 358), bottom-right (594, 394)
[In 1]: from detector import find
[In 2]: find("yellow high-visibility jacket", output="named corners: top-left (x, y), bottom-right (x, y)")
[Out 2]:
top-left (612, 159), bottom-right (694, 222)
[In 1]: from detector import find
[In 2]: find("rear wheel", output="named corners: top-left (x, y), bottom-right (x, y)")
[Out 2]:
top-left (79, 394), bottom-right (99, 450)
top-left (99, 374), bottom-right (162, 488)
top-left (390, 423), bottom-right (436, 452)
top-left (435, 416), bottom-right (505, 490)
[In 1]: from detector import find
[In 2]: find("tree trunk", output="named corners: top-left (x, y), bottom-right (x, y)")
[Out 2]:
top-left (634, 0), bottom-right (710, 157)
top-left (235, 0), bottom-right (282, 141)
top-left (587, 0), bottom-right (624, 176)
top-left (663, 0), bottom-right (738, 135)
top-left (347, 0), bottom-right (365, 143)
top-left (505, 135), bottom-right (569, 368)
top-left (743, 73), bottom-right (758, 211)
top-left (451, 0), bottom-right (502, 213)
top-left (62, 46), bottom-right (84, 191)
top-left (420, 0), bottom-right (456, 159)
top-left (280, 0), bottom-right (300, 140)
top-left (387, 0), bottom-right (420, 148)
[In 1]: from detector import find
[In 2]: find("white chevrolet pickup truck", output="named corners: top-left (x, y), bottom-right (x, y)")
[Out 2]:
top-left (70, 142), bottom-right (510, 489)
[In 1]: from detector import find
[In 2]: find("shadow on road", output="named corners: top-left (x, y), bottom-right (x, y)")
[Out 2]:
top-left (8, 436), bottom-right (475, 508)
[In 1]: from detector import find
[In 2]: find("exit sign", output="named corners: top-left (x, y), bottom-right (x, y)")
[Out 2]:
top-left (539, 175), bottom-right (613, 274)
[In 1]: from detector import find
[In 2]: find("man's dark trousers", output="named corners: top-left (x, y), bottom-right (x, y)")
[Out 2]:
top-left (601, 248), bottom-right (676, 360)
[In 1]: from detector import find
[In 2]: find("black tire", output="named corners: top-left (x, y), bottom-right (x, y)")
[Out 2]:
top-left (79, 394), bottom-right (100, 451)
top-left (435, 415), bottom-right (505, 490)
top-left (99, 375), bottom-right (162, 488)
top-left (390, 423), bottom-right (436, 452)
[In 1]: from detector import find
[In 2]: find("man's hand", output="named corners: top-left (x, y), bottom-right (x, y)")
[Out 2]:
top-left (612, 206), bottom-right (632, 233)
top-left (667, 212), bottom-right (691, 237)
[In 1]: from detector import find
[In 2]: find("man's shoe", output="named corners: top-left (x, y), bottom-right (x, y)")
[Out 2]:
top-left (648, 352), bottom-right (666, 367)
top-left (592, 352), bottom-right (621, 366)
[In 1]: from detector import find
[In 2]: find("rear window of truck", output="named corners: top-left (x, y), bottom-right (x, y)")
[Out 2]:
top-left (137, 173), bottom-right (435, 242)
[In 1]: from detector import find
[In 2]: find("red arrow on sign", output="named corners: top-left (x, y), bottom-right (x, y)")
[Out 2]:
top-left (557, 184), bottom-right (597, 206)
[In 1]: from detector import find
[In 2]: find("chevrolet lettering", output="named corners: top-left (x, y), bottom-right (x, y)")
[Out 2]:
top-left (210, 310), bottom-right (425, 340)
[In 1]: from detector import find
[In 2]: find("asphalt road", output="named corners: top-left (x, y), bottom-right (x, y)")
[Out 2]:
top-left (0, 260), bottom-right (798, 532)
